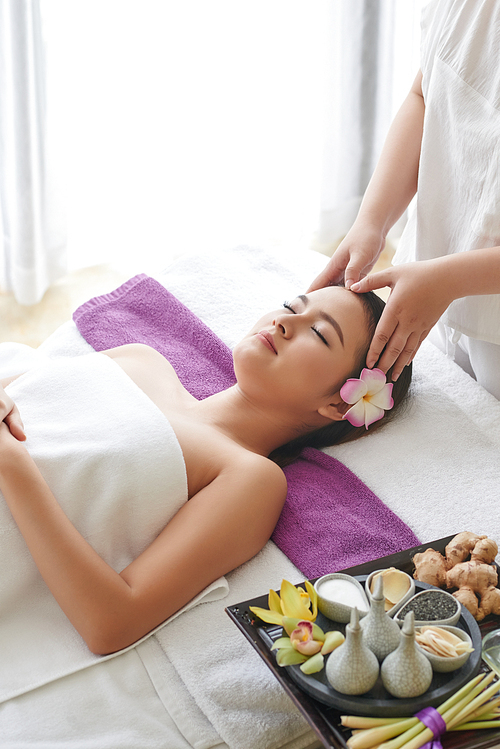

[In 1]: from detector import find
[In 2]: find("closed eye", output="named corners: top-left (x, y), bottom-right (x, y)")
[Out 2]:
top-left (312, 326), bottom-right (329, 346)
top-left (284, 302), bottom-right (329, 346)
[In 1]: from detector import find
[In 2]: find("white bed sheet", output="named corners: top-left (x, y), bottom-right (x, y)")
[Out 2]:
top-left (1, 245), bottom-right (499, 749)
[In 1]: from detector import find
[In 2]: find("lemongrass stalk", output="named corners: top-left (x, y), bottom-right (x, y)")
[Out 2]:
top-left (439, 673), bottom-right (497, 729)
top-left (447, 675), bottom-right (500, 729)
top-left (459, 710), bottom-right (500, 722)
top-left (341, 717), bottom-right (409, 729)
top-left (347, 718), bottom-right (419, 749)
top-left (443, 672), bottom-right (495, 713)
top-left (378, 674), bottom-right (488, 749)
top-left (396, 689), bottom-right (494, 749)
top-left (458, 696), bottom-right (500, 722)
top-left (450, 720), bottom-right (500, 730)
top-left (434, 672), bottom-right (485, 714)
top-left (393, 678), bottom-right (500, 749)
top-left (376, 722), bottom-right (426, 749)
top-left (441, 689), bottom-right (486, 727)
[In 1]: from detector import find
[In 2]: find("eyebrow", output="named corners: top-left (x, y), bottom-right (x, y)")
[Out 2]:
top-left (297, 294), bottom-right (345, 347)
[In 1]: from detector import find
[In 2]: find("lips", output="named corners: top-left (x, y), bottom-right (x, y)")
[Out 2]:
top-left (256, 330), bottom-right (277, 354)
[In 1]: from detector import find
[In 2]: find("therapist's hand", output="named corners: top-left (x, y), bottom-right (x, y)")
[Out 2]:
top-left (0, 386), bottom-right (26, 442)
top-left (350, 260), bottom-right (453, 380)
top-left (307, 224), bottom-right (386, 291)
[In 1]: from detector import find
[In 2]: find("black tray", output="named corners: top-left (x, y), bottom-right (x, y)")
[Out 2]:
top-left (226, 535), bottom-right (500, 749)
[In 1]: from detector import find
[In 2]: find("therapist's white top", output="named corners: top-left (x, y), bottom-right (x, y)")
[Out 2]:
top-left (393, 0), bottom-right (500, 345)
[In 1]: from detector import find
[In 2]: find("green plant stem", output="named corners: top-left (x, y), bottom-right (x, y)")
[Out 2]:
top-left (342, 717), bottom-right (407, 729)
top-left (450, 720), bottom-right (500, 730)
top-left (460, 697), bottom-right (500, 722)
top-left (447, 674), bottom-right (500, 729)
top-left (346, 675), bottom-right (498, 749)
top-left (377, 674), bottom-right (489, 749)
top-left (346, 718), bottom-right (419, 749)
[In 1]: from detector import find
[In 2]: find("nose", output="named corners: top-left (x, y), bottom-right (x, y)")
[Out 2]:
top-left (273, 313), bottom-right (292, 338)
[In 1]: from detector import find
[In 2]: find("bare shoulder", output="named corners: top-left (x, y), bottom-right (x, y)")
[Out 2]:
top-left (183, 451), bottom-right (287, 569)
top-left (101, 343), bottom-right (166, 364)
top-left (220, 451), bottom-right (287, 509)
top-left (243, 453), bottom-right (287, 493)
top-left (101, 343), bottom-right (178, 378)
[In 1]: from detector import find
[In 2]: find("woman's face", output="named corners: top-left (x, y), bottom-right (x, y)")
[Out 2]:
top-left (233, 286), bottom-right (369, 417)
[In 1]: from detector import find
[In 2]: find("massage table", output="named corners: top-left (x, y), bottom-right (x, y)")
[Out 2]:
top-left (1, 245), bottom-right (499, 749)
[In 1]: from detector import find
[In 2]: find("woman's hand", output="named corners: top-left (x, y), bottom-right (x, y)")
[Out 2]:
top-left (0, 386), bottom-right (26, 441)
top-left (350, 260), bottom-right (454, 379)
top-left (0, 422), bottom-right (27, 472)
top-left (308, 223), bottom-right (386, 291)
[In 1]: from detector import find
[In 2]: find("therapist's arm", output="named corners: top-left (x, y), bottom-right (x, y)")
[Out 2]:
top-left (309, 70), bottom-right (425, 291)
top-left (351, 246), bottom-right (500, 378)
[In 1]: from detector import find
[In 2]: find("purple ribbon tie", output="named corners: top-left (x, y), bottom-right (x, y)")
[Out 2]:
top-left (414, 707), bottom-right (447, 749)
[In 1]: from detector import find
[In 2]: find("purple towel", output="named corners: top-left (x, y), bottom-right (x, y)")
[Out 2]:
top-left (74, 274), bottom-right (419, 577)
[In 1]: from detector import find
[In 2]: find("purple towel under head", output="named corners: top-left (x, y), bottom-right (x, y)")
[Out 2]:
top-left (74, 274), bottom-right (419, 577)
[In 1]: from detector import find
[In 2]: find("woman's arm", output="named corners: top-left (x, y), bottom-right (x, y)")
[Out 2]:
top-left (0, 380), bottom-right (25, 440)
top-left (309, 70), bottom-right (425, 291)
top-left (0, 425), bottom-right (287, 655)
top-left (354, 69), bottom-right (424, 242)
top-left (1, 374), bottom-right (22, 388)
top-left (351, 246), bottom-right (500, 377)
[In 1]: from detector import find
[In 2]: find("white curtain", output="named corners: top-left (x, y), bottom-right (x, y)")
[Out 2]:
top-left (1, 1), bottom-right (421, 294)
top-left (39, 0), bottom-right (332, 276)
top-left (0, 0), bottom-right (65, 305)
top-left (316, 0), bottom-right (423, 252)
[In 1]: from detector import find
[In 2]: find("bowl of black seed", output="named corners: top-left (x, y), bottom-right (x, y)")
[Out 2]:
top-left (394, 589), bottom-right (461, 627)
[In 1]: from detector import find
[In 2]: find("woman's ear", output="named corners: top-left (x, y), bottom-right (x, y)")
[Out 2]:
top-left (317, 397), bottom-right (349, 423)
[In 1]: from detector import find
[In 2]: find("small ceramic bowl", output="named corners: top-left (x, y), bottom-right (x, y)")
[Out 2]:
top-left (314, 573), bottom-right (370, 624)
top-left (365, 568), bottom-right (415, 617)
top-left (394, 589), bottom-right (461, 627)
top-left (416, 625), bottom-right (473, 673)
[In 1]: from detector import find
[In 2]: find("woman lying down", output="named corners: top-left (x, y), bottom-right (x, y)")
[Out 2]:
top-left (0, 286), bottom-right (411, 669)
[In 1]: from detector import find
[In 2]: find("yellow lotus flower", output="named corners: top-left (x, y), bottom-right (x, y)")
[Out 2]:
top-left (249, 579), bottom-right (318, 626)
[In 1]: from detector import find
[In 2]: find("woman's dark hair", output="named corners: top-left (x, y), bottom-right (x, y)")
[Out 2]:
top-left (269, 290), bottom-right (412, 467)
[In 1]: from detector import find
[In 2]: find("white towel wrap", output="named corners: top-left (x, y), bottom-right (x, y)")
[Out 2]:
top-left (1, 352), bottom-right (228, 702)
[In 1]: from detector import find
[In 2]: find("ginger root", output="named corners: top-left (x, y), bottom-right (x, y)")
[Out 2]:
top-left (477, 585), bottom-right (500, 621)
top-left (446, 560), bottom-right (498, 621)
top-left (412, 548), bottom-right (449, 588)
top-left (413, 532), bottom-right (499, 621)
top-left (453, 587), bottom-right (479, 619)
top-left (446, 560), bottom-right (498, 591)
top-left (445, 532), bottom-right (486, 567)
top-left (471, 537), bottom-right (498, 565)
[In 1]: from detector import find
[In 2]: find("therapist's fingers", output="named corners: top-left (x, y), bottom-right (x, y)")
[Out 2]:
top-left (344, 268), bottom-right (367, 291)
top-left (364, 308), bottom-right (399, 370)
top-left (335, 242), bottom-right (372, 289)
top-left (307, 241), bottom-right (376, 292)
top-left (307, 250), bottom-right (350, 291)
top-left (380, 330), bottom-right (422, 381)
top-left (349, 268), bottom-right (391, 294)
top-left (407, 330), bottom-right (431, 366)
